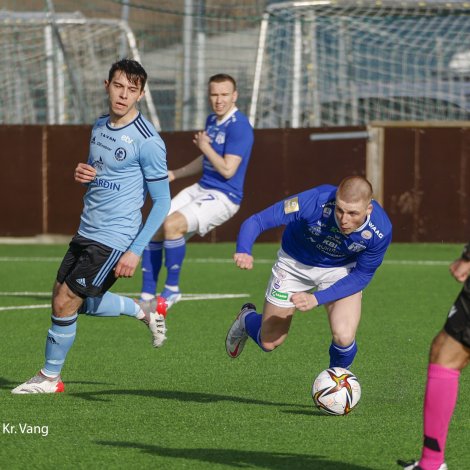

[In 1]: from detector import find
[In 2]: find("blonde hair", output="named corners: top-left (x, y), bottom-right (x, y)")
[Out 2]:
top-left (337, 176), bottom-right (373, 203)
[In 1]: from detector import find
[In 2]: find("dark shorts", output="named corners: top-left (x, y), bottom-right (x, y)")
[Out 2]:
top-left (57, 234), bottom-right (123, 298)
top-left (444, 278), bottom-right (470, 348)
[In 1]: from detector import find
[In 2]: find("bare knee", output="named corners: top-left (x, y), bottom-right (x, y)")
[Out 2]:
top-left (163, 214), bottom-right (186, 239)
top-left (332, 332), bottom-right (356, 347)
top-left (52, 285), bottom-right (82, 317)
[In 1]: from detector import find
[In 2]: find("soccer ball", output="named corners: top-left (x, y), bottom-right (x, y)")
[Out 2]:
top-left (312, 367), bottom-right (361, 416)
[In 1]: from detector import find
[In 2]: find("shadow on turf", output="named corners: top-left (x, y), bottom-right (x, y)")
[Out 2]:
top-left (96, 441), bottom-right (374, 469)
top-left (70, 388), bottom-right (316, 409)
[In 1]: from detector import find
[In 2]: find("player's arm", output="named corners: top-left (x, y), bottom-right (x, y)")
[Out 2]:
top-left (193, 130), bottom-right (242, 179)
top-left (313, 233), bottom-right (392, 306)
top-left (450, 242), bottom-right (470, 282)
top-left (234, 197), bottom-right (304, 270)
top-left (115, 178), bottom-right (171, 278)
top-left (169, 155), bottom-right (203, 182)
top-left (74, 162), bottom-right (96, 184)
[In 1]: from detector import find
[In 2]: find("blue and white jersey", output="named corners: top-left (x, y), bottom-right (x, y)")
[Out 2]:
top-left (78, 113), bottom-right (169, 254)
top-left (236, 184), bottom-right (392, 305)
top-left (198, 108), bottom-right (254, 204)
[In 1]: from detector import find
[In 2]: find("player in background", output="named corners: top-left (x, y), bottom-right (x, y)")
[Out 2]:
top-left (12, 59), bottom-right (171, 394)
top-left (226, 176), bottom-right (392, 371)
top-left (139, 73), bottom-right (254, 313)
top-left (398, 243), bottom-right (470, 470)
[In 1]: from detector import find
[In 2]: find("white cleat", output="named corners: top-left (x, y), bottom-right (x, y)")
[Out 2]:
top-left (138, 298), bottom-right (167, 348)
top-left (11, 372), bottom-right (64, 394)
top-left (225, 303), bottom-right (256, 358)
top-left (397, 460), bottom-right (447, 470)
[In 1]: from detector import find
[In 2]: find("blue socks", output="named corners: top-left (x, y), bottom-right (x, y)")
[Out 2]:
top-left (329, 340), bottom-right (357, 368)
top-left (245, 311), bottom-right (270, 352)
top-left (140, 238), bottom-right (185, 297)
top-left (164, 237), bottom-right (186, 288)
top-left (141, 241), bottom-right (163, 296)
top-left (81, 292), bottom-right (140, 317)
top-left (43, 313), bottom-right (78, 377)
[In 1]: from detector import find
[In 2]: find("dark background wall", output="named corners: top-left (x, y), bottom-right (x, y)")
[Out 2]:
top-left (1, 125), bottom-right (468, 242)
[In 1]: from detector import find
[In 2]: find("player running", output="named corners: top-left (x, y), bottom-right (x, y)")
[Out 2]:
top-left (139, 73), bottom-right (254, 312)
top-left (397, 242), bottom-right (470, 470)
top-left (226, 176), bottom-right (392, 370)
top-left (12, 59), bottom-right (171, 394)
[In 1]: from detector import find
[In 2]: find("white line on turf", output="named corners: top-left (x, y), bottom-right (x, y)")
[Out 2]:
top-left (0, 293), bottom-right (250, 312)
top-left (0, 257), bottom-right (451, 265)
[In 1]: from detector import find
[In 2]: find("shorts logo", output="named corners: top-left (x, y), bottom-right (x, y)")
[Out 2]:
top-left (448, 305), bottom-right (457, 318)
top-left (114, 147), bottom-right (127, 161)
top-left (284, 197), bottom-right (299, 214)
top-left (76, 278), bottom-right (87, 287)
top-left (270, 288), bottom-right (288, 300)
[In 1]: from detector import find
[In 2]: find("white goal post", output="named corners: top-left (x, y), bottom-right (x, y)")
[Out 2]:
top-left (250, 0), bottom-right (470, 128)
top-left (0, 11), bottom-right (161, 129)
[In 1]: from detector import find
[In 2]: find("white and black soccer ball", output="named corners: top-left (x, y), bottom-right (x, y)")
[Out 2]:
top-left (312, 367), bottom-right (361, 416)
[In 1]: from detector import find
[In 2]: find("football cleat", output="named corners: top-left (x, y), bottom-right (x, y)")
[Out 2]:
top-left (225, 303), bottom-right (257, 358)
top-left (138, 297), bottom-right (168, 348)
top-left (397, 460), bottom-right (448, 470)
top-left (11, 372), bottom-right (65, 394)
top-left (160, 288), bottom-right (182, 310)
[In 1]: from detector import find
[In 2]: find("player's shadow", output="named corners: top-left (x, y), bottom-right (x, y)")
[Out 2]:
top-left (71, 388), bottom-right (312, 410)
top-left (96, 441), bottom-right (375, 469)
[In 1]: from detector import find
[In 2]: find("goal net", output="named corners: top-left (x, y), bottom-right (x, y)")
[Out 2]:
top-left (250, 1), bottom-right (470, 128)
top-left (0, 11), bottom-right (160, 128)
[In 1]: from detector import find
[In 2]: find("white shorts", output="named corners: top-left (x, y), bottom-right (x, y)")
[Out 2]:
top-left (169, 183), bottom-right (239, 237)
top-left (265, 248), bottom-right (356, 308)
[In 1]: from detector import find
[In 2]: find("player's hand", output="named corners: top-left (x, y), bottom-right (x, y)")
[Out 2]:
top-left (74, 163), bottom-right (96, 183)
top-left (233, 252), bottom-right (254, 270)
top-left (114, 251), bottom-right (140, 278)
top-left (450, 258), bottom-right (470, 283)
top-left (291, 292), bottom-right (319, 312)
top-left (193, 131), bottom-right (212, 153)
top-left (168, 170), bottom-right (175, 182)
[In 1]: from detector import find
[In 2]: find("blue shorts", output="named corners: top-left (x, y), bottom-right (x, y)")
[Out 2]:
top-left (56, 234), bottom-right (124, 298)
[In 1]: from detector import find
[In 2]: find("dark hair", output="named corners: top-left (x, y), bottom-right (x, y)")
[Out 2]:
top-left (108, 59), bottom-right (148, 90)
top-left (208, 73), bottom-right (237, 91)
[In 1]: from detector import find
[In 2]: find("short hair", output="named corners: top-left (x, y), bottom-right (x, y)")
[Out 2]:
top-left (108, 58), bottom-right (148, 90)
top-left (337, 176), bottom-right (373, 203)
top-left (208, 73), bottom-right (237, 91)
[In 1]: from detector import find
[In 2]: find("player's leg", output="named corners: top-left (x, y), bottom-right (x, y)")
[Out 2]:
top-left (12, 237), bottom-right (87, 394)
top-left (161, 185), bottom-right (239, 308)
top-left (226, 250), bottom-right (305, 358)
top-left (140, 227), bottom-right (164, 301)
top-left (139, 185), bottom-right (196, 302)
top-left (417, 281), bottom-right (470, 470)
top-left (159, 210), bottom-right (188, 307)
top-left (325, 291), bottom-right (362, 368)
top-left (226, 300), bottom-right (295, 358)
top-left (399, 282), bottom-right (470, 470)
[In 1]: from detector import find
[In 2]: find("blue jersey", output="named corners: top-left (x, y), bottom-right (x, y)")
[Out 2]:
top-left (78, 113), bottom-right (170, 255)
top-left (236, 185), bottom-right (392, 305)
top-left (198, 109), bottom-right (254, 204)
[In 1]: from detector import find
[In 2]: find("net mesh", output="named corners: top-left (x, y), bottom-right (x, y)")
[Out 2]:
top-left (253, 1), bottom-right (470, 128)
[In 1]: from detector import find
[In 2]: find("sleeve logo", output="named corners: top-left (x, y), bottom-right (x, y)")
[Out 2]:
top-left (284, 197), bottom-right (299, 214)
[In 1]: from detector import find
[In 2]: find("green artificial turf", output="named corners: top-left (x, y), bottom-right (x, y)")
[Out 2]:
top-left (0, 243), bottom-right (468, 469)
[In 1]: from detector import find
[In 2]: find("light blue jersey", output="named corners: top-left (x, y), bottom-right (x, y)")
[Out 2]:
top-left (236, 185), bottom-right (392, 305)
top-left (78, 113), bottom-right (170, 255)
top-left (199, 108), bottom-right (254, 204)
